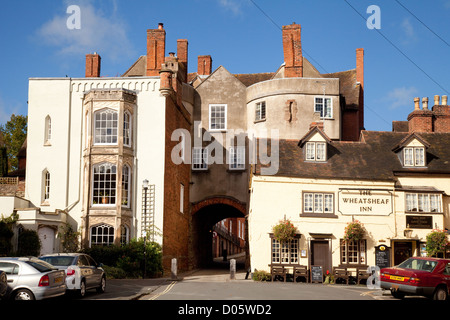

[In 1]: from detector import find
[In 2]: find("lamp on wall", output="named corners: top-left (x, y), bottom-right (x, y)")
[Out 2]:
top-left (404, 224), bottom-right (413, 238)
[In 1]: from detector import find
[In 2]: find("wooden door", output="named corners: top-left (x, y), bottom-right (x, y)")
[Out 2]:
top-left (311, 240), bottom-right (331, 273)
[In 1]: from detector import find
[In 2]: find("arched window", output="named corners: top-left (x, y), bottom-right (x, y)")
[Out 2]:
top-left (90, 224), bottom-right (114, 246)
top-left (43, 169), bottom-right (50, 201)
top-left (120, 225), bottom-right (129, 245)
top-left (123, 111), bottom-right (131, 147)
top-left (44, 115), bottom-right (51, 144)
top-left (121, 165), bottom-right (131, 207)
top-left (94, 109), bottom-right (118, 145)
top-left (92, 163), bottom-right (116, 205)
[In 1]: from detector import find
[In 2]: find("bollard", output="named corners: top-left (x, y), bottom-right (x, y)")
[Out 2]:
top-left (230, 259), bottom-right (236, 280)
top-left (171, 258), bottom-right (178, 280)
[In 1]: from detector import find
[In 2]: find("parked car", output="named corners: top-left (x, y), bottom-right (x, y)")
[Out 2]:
top-left (380, 256), bottom-right (450, 300)
top-left (0, 270), bottom-right (7, 299)
top-left (39, 253), bottom-right (105, 297)
top-left (0, 257), bottom-right (66, 300)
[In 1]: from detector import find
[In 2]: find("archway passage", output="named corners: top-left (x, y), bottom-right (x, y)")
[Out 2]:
top-left (190, 197), bottom-right (248, 270)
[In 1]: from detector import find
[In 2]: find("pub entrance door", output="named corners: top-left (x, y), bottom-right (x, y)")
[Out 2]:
top-left (311, 240), bottom-right (331, 274)
top-left (393, 241), bottom-right (413, 266)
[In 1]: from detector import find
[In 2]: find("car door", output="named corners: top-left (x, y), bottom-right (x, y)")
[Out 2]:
top-left (86, 255), bottom-right (102, 286)
top-left (443, 263), bottom-right (450, 286)
top-left (77, 255), bottom-right (93, 287)
top-left (0, 262), bottom-right (19, 297)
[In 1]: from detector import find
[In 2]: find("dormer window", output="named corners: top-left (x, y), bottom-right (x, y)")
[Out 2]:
top-left (404, 147), bottom-right (425, 167)
top-left (306, 142), bottom-right (326, 161)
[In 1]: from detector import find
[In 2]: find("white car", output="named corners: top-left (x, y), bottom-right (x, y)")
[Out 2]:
top-left (40, 253), bottom-right (106, 298)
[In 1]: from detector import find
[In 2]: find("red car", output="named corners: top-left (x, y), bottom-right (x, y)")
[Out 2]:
top-left (380, 257), bottom-right (450, 300)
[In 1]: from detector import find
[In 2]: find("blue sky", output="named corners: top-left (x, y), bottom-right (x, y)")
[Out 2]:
top-left (0, 0), bottom-right (449, 132)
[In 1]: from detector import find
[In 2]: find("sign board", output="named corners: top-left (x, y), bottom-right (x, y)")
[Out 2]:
top-left (406, 216), bottom-right (433, 229)
top-left (310, 265), bottom-right (323, 283)
top-left (375, 245), bottom-right (391, 269)
top-left (338, 188), bottom-right (393, 216)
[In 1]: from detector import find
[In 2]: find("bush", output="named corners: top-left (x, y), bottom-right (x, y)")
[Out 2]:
top-left (426, 229), bottom-right (448, 257)
top-left (81, 238), bottom-right (163, 279)
top-left (252, 270), bottom-right (272, 281)
top-left (102, 265), bottom-right (127, 279)
top-left (17, 230), bottom-right (41, 256)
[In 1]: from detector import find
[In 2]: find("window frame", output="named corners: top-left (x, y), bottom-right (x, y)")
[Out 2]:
top-left (192, 147), bottom-right (208, 170)
top-left (403, 147), bottom-right (426, 167)
top-left (93, 108), bottom-right (119, 145)
top-left (90, 223), bottom-right (115, 247)
top-left (314, 96), bottom-right (333, 119)
top-left (229, 146), bottom-right (245, 170)
top-left (44, 115), bottom-right (52, 145)
top-left (43, 170), bottom-right (50, 201)
top-left (271, 236), bottom-right (300, 265)
top-left (121, 164), bottom-right (131, 208)
top-left (255, 101), bottom-right (266, 122)
top-left (405, 192), bottom-right (442, 213)
top-left (340, 239), bottom-right (367, 266)
top-left (123, 110), bottom-right (132, 147)
top-left (302, 192), bottom-right (335, 215)
top-left (305, 142), bottom-right (327, 162)
top-left (209, 104), bottom-right (227, 131)
top-left (91, 162), bottom-right (117, 206)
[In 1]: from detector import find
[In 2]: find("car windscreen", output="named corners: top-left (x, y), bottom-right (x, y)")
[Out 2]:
top-left (26, 260), bottom-right (57, 272)
top-left (40, 256), bottom-right (75, 267)
top-left (397, 258), bottom-right (438, 272)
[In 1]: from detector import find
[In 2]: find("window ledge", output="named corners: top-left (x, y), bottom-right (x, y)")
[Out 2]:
top-left (254, 119), bottom-right (266, 124)
top-left (300, 212), bottom-right (338, 218)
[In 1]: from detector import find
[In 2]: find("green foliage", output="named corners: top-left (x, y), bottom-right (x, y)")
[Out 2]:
top-left (0, 147), bottom-right (8, 177)
top-left (0, 213), bottom-right (18, 256)
top-left (82, 238), bottom-right (163, 279)
top-left (252, 270), bottom-right (271, 281)
top-left (344, 220), bottom-right (366, 241)
top-left (58, 223), bottom-right (80, 253)
top-left (0, 114), bottom-right (27, 172)
top-left (426, 229), bottom-right (448, 257)
top-left (272, 219), bottom-right (298, 242)
top-left (17, 229), bottom-right (41, 256)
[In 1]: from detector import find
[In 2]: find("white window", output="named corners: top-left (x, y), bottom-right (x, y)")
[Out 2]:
top-left (315, 97), bottom-right (332, 118)
top-left (229, 146), bottom-right (245, 170)
top-left (255, 101), bottom-right (266, 121)
top-left (209, 104), bottom-right (227, 131)
top-left (122, 165), bottom-right (131, 207)
top-left (341, 240), bottom-right (366, 265)
top-left (94, 109), bottom-right (118, 145)
top-left (192, 147), bottom-right (208, 170)
top-left (123, 111), bottom-right (131, 147)
top-left (406, 193), bottom-right (442, 212)
top-left (272, 238), bottom-right (299, 264)
top-left (305, 142), bottom-right (327, 161)
top-left (404, 147), bottom-right (425, 167)
top-left (92, 163), bottom-right (117, 205)
top-left (90, 224), bottom-right (114, 246)
top-left (180, 183), bottom-right (184, 213)
top-left (44, 115), bottom-right (51, 144)
top-left (43, 170), bottom-right (50, 201)
top-left (304, 192), bottom-right (334, 213)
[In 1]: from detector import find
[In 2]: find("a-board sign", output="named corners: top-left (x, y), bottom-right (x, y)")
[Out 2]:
top-left (310, 265), bottom-right (323, 283)
top-left (375, 245), bottom-right (391, 269)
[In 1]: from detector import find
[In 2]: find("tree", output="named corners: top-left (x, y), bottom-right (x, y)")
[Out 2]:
top-left (0, 114), bottom-right (27, 172)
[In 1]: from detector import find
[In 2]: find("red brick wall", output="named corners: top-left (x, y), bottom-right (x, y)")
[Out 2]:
top-left (197, 55), bottom-right (212, 75)
top-left (146, 24), bottom-right (166, 76)
top-left (282, 23), bottom-right (303, 78)
top-left (85, 53), bottom-right (101, 77)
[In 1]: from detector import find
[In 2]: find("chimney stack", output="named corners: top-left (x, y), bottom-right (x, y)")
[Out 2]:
top-left (356, 48), bottom-right (365, 133)
top-left (408, 97), bottom-right (433, 133)
top-left (282, 23), bottom-right (303, 78)
top-left (85, 52), bottom-right (101, 77)
top-left (147, 23), bottom-right (166, 76)
top-left (177, 39), bottom-right (188, 83)
top-left (197, 55), bottom-right (212, 76)
top-left (442, 95), bottom-right (448, 105)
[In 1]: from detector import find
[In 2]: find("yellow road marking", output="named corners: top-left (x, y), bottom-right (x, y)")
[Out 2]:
top-left (149, 281), bottom-right (177, 300)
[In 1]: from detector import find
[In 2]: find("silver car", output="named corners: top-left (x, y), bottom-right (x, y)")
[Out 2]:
top-left (39, 253), bottom-right (106, 298)
top-left (0, 257), bottom-right (66, 300)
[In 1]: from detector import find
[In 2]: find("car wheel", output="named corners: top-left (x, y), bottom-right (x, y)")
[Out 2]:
top-left (433, 287), bottom-right (448, 301)
top-left (390, 290), bottom-right (405, 299)
top-left (78, 279), bottom-right (86, 298)
top-left (96, 276), bottom-right (106, 293)
top-left (14, 289), bottom-right (35, 300)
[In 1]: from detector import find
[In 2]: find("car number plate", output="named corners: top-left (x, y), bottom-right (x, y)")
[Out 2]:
top-left (389, 275), bottom-right (405, 281)
top-left (54, 276), bottom-right (63, 284)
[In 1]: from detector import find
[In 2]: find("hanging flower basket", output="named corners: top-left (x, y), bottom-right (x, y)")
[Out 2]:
top-left (344, 220), bottom-right (365, 241)
top-left (272, 219), bottom-right (298, 242)
top-left (426, 229), bottom-right (449, 257)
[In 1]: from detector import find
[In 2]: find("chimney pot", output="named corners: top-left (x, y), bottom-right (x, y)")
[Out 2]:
top-left (442, 95), bottom-right (448, 105)
top-left (434, 95), bottom-right (440, 106)
top-left (422, 97), bottom-right (429, 110)
top-left (158, 23), bottom-right (164, 29)
top-left (414, 97), bottom-right (420, 110)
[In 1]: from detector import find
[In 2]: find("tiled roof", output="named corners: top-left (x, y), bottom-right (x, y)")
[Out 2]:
top-left (256, 131), bottom-right (450, 181)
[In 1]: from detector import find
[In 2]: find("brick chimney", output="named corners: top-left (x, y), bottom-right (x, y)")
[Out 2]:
top-left (146, 23), bottom-right (166, 76)
top-left (282, 23), bottom-right (303, 78)
top-left (356, 48), bottom-right (364, 132)
top-left (408, 97), bottom-right (434, 133)
top-left (197, 55), bottom-right (212, 76)
top-left (85, 52), bottom-right (101, 77)
top-left (432, 95), bottom-right (450, 133)
top-left (177, 39), bottom-right (188, 83)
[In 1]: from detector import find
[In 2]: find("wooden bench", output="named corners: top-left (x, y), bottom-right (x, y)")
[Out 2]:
top-left (333, 267), bottom-right (350, 284)
top-left (270, 265), bottom-right (287, 282)
top-left (293, 265), bottom-right (309, 283)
